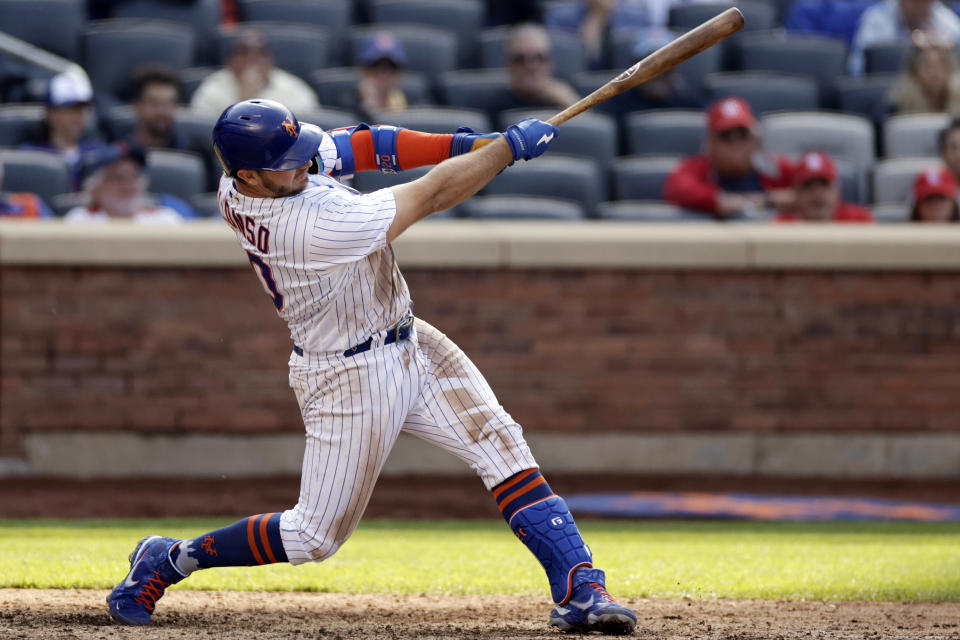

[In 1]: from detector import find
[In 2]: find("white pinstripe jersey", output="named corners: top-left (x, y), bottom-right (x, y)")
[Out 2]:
top-left (217, 126), bottom-right (410, 353)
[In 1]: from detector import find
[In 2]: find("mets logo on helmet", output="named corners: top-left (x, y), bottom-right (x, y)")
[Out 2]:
top-left (281, 115), bottom-right (298, 137)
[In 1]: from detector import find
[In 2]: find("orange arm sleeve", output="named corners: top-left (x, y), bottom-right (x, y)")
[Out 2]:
top-left (349, 129), bottom-right (454, 172)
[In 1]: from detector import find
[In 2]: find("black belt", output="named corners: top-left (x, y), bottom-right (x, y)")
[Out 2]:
top-left (294, 309), bottom-right (414, 358)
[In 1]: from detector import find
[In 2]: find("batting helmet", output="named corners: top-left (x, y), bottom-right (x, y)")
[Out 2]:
top-left (212, 99), bottom-right (323, 176)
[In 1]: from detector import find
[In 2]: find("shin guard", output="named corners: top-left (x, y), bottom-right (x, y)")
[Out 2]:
top-left (494, 470), bottom-right (593, 605)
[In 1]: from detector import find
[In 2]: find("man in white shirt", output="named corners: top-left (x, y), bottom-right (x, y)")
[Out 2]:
top-left (189, 29), bottom-right (320, 117)
top-left (65, 143), bottom-right (182, 223)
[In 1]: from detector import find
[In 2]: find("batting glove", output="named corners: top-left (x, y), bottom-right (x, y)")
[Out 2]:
top-left (504, 118), bottom-right (559, 162)
top-left (449, 126), bottom-right (501, 156)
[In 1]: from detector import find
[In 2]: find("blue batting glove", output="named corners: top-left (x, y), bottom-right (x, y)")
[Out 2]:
top-left (504, 118), bottom-right (559, 162)
top-left (449, 126), bottom-right (501, 156)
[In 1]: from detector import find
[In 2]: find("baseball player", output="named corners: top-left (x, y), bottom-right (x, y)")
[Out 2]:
top-left (106, 99), bottom-right (637, 635)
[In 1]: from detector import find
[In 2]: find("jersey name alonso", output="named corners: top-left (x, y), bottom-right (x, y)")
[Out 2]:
top-left (217, 133), bottom-right (410, 353)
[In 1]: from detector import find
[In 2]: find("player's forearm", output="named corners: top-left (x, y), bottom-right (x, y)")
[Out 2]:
top-left (387, 137), bottom-right (512, 242)
top-left (423, 136), bottom-right (513, 213)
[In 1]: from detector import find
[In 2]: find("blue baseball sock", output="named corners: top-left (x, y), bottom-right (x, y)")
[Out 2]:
top-left (169, 513), bottom-right (288, 576)
top-left (493, 469), bottom-right (593, 604)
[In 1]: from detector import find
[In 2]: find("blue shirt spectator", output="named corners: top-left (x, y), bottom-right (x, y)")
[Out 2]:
top-left (19, 71), bottom-right (103, 191)
top-left (786, 0), bottom-right (876, 46)
top-left (848, 0), bottom-right (960, 75)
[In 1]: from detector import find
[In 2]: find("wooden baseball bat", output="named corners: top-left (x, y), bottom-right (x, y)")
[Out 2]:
top-left (547, 7), bottom-right (745, 126)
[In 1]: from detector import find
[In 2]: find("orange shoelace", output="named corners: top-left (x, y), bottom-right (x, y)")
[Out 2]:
top-left (589, 582), bottom-right (615, 603)
top-left (132, 571), bottom-right (171, 612)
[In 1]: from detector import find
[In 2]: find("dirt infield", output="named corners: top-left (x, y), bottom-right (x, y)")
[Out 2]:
top-left (3, 589), bottom-right (959, 640)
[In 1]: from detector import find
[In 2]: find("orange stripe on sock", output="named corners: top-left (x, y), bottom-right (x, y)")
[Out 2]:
top-left (246, 516), bottom-right (266, 565)
top-left (499, 476), bottom-right (548, 512)
top-left (492, 468), bottom-right (537, 500)
top-left (259, 512), bottom-right (278, 564)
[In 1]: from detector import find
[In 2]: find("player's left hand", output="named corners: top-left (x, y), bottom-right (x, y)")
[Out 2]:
top-left (504, 118), bottom-right (559, 162)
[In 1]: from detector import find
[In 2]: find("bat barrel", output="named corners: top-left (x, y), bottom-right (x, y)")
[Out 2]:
top-left (547, 7), bottom-right (745, 126)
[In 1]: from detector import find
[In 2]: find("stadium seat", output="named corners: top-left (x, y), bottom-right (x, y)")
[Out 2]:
top-left (146, 150), bottom-right (206, 202)
top-left (481, 155), bottom-right (605, 217)
top-left (309, 67), bottom-right (430, 113)
top-left (668, 1), bottom-right (775, 69)
top-left (237, 0), bottom-right (351, 64)
top-left (368, 0), bottom-right (484, 67)
top-left (624, 110), bottom-right (705, 156)
top-left (351, 165), bottom-right (456, 217)
top-left (864, 41), bottom-right (911, 75)
top-left (872, 157), bottom-right (940, 204)
top-left (189, 192), bottom-right (220, 218)
top-left (0, 0), bottom-right (85, 61)
top-left (0, 104), bottom-right (45, 147)
top-left (352, 165), bottom-right (431, 192)
top-left (0, 149), bottom-right (70, 204)
top-left (179, 67), bottom-right (216, 103)
top-left (609, 30), bottom-right (721, 98)
top-left (498, 108), bottom-right (618, 169)
top-left (49, 192), bottom-right (83, 217)
top-left (437, 69), bottom-right (513, 117)
top-left (101, 105), bottom-right (135, 140)
top-left (110, 0), bottom-right (220, 66)
top-left (832, 157), bottom-right (868, 204)
top-left (760, 112), bottom-right (875, 171)
top-left (82, 20), bottom-right (196, 109)
top-left (737, 32), bottom-right (847, 107)
top-left (300, 108), bottom-right (361, 131)
top-left (610, 156), bottom-right (680, 201)
top-left (104, 105), bottom-right (215, 147)
top-left (835, 74), bottom-right (897, 124)
top-left (348, 24), bottom-right (459, 81)
top-left (668, 1), bottom-right (775, 32)
top-left (460, 195), bottom-right (585, 220)
top-left (883, 113), bottom-right (950, 158)
top-left (595, 200), bottom-right (707, 222)
top-left (703, 72), bottom-right (819, 115)
top-left (382, 107), bottom-right (491, 135)
top-left (218, 23), bottom-right (331, 82)
top-left (478, 27), bottom-right (585, 84)
top-left (871, 203), bottom-right (910, 222)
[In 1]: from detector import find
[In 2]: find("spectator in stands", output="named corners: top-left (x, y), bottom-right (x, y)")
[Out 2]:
top-left (910, 166), bottom-right (960, 221)
top-left (0, 161), bottom-right (54, 219)
top-left (775, 152), bottom-right (874, 223)
top-left (664, 97), bottom-right (795, 219)
top-left (938, 118), bottom-right (960, 185)
top-left (19, 71), bottom-right (102, 191)
top-left (486, 24), bottom-right (580, 119)
top-left (849, 0), bottom-right (960, 76)
top-left (64, 142), bottom-right (183, 223)
top-left (890, 33), bottom-right (960, 115)
top-left (124, 65), bottom-right (219, 192)
top-left (356, 34), bottom-right (409, 120)
top-left (189, 28), bottom-right (319, 117)
top-left (544, 0), bottom-right (649, 70)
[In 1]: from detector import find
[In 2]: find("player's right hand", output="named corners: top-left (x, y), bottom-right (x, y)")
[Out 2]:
top-left (504, 118), bottom-right (559, 162)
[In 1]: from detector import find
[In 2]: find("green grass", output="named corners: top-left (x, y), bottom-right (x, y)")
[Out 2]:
top-left (2, 518), bottom-right (959, 602)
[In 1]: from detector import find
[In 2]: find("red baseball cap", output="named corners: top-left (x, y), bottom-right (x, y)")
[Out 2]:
top-left (793, 151), bottom-right (837, 187)
top-left (707, 97), bottom-right (756, 133)
top-left (914, 167), bottom-right (958, 202)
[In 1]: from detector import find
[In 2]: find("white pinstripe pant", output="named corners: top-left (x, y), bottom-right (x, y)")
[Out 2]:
top-left (280, 318), bottom-right (538, 565)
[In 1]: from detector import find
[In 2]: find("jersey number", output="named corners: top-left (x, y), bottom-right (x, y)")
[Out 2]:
top-left (246, 251), bottom-right (284, 311)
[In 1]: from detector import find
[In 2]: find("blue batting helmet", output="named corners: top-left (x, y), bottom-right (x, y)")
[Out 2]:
top-left (212, 99), bottom-right (323, 176)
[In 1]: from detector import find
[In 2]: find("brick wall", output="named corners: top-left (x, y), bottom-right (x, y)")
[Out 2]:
top-left (3, 266), bottom-right (960, 457)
